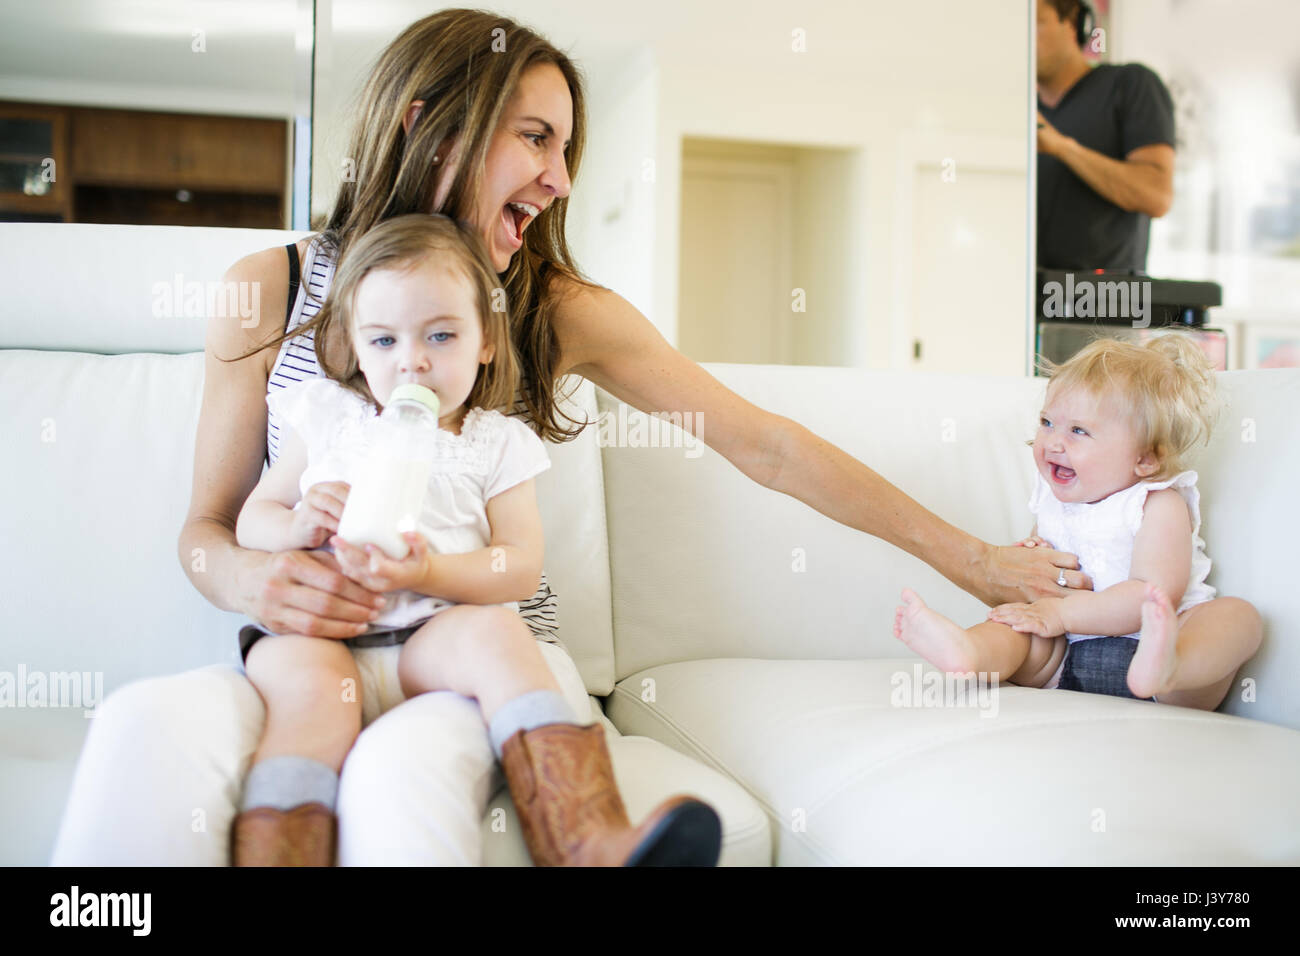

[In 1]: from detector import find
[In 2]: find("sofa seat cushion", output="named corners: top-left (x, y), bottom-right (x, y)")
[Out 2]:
top-left (605, 658), bottom-right (1300, 865)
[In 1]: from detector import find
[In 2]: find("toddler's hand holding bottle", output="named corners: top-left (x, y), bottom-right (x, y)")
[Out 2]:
top-left (287, 481), bottom-right (351, 550)
top-left (330, 530), bottom-right (432, 594)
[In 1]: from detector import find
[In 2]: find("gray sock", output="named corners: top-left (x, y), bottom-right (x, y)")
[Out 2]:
top-left (241, 755), bottom-right (339, 812)
top-left (488, 690), bottom-right (582, 759)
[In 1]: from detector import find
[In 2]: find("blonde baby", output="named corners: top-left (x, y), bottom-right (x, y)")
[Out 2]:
top-left (894, 334), bottom-right (1262, 708)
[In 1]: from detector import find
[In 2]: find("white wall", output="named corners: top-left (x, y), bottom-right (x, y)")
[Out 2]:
top-left (790, 147), bottom-right (860, 366)
top-left (563, 48), bottom-right (658, 321)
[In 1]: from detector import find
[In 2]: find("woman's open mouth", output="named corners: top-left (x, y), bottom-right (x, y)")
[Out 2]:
top-left (499, 201), bottom-right (539, 249)
top-left (1050, 463), bottom-right (1076, 484)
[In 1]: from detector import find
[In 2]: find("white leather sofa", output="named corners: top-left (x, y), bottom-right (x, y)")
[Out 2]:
top-left (3, 223), bottom-right (1298, 866)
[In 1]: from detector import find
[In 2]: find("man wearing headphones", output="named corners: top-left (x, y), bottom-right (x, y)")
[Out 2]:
top-left (1036, 0), bottom-right (1176, 272)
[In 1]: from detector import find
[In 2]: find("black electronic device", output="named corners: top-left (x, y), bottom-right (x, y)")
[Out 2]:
top-left (1034, 268), bottom-right (1228, 372)
top-left (1035, 268), bottom-right (1222, 328)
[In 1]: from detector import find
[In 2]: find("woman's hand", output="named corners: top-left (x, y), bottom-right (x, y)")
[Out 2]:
top-left (979, 542), bottom-right (1094, 606)
top-left (1013, 535), bottom-right (1054, 549)
top-left (330, 531), bottom-right (432, 595)
top-left (988, 597), bottom-right (1067, 638)
top-left (242, 548), bottom-right (387, 638)
top-left (287, 481), bottom-right (351, 550)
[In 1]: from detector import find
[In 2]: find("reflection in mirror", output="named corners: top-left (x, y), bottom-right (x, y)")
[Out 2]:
top-left (1033, 0), bottom-right (1300, 370)
top-left (315, 1), bottom-right (1030, 373)
top-left (0, 0), bottom-right (306, 228)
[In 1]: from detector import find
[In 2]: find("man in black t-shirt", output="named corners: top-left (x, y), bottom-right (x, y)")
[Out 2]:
top-left (1035, 0), bottom-right (1176, 272)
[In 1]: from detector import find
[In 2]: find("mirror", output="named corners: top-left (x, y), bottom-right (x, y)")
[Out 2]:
top-left (1033, 0), bottom-right (1300, 370)
top-left (315, 1), bottom-right (1032, 374)
top-left (0, 0), bottom-right (309, 228)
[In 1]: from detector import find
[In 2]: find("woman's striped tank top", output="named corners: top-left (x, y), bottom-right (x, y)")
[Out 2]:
top-left (266, 237), bottom-right (560, 645)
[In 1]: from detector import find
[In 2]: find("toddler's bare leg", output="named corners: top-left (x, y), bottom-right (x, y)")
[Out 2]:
top-left (245, 635), bottom-right (363, 771)
top-left (894, 588), bottom-right (1038, 681)
top-left (1128, 586), bottom-right (1263, 710)
top-left (397, 606), bottom-right (561, 721)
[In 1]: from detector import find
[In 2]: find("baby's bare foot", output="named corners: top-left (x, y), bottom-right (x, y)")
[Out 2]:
top-left (893, 588), bottom-right (981, 673)
top-left (1128, 584), bottom-right (1179, 699)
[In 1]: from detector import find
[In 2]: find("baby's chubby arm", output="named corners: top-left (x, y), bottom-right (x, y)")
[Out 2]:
top-left (235, 423), bottom-right (348, 553)
top-left (989, 490), bottom-right (1191, 637)
top-left (330, 478), bottom-right (544, 604)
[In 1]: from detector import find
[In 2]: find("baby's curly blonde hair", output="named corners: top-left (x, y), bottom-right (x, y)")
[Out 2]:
top-left (1038, 334), bottom-right (1220, 481)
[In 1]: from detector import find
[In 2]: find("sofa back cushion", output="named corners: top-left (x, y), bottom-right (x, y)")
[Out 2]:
top-left (0, 351), bottom-right (616, 695)
top-left (598, 363), bottom-right (1300, 731)
top-left (1191, 369), bottom-right (1298, 728)
top-left (532, 376), bottom-right (617, 691)
top-left (0, 223), bottom-right (307, 353)
top-left (1, 351), bottom-right (240, 686)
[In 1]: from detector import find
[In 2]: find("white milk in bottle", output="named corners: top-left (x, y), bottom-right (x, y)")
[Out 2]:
top-left (336, 383), bottom-right (440, 560)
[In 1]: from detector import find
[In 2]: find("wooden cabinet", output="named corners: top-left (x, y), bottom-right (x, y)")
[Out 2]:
top-left (0, 101), bottom-right (288, 227)
top-left (71, 108), bottom-right (285, 193)
top-left (0, 103), bottom-right (72, 222)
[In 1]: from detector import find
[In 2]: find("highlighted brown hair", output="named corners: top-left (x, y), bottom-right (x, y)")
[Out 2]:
top-left (224, 9), bottom-right (598, 441)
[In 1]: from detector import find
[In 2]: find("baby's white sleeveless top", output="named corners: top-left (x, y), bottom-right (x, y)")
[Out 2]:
top-left (1029, 470), bottom-right (1216, 642)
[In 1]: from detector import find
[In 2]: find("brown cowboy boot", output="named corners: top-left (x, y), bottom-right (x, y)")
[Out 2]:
top-left (230, 802), bottom-right (337, 866)
top-left (500, 722), bottom-right (722, 866)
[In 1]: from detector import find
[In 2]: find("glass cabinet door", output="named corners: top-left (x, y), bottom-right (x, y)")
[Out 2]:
top-left (0, 104), bottom-right (70, 222)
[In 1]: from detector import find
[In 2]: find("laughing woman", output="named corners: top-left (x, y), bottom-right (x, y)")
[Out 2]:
top-left (51, 8), bottom-right (1080, 866)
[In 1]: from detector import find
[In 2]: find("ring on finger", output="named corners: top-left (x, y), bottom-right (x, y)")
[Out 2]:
top-left (1057, 570), bottom-right (1068, 587)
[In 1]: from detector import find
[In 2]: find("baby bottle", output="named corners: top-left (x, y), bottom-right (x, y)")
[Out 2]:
top-left (336, 383), bottom-right (441, 560)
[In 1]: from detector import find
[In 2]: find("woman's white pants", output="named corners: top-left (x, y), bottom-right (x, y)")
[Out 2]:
top-left (49, 642), bottom-right (591, 866)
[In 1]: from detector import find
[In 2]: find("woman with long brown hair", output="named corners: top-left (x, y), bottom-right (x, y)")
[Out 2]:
top-left (52, 8), bottom-right (1082, 866)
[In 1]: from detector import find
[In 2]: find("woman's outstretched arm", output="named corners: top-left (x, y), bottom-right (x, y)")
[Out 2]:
top-left (177, 244), bottom-right (385, 636)
top-left (554, 281), bottom-right (1085, 607)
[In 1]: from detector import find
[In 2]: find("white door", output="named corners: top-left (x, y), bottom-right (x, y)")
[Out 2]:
top-left (679, 155), bottom-right (793, 364)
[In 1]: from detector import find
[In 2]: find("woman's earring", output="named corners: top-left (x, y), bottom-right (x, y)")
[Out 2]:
top-left (433, 155), bottom-right (442, 164)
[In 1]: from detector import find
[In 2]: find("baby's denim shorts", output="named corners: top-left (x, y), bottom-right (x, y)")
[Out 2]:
top-left (1058, 636), bottom-right (1156, 702)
